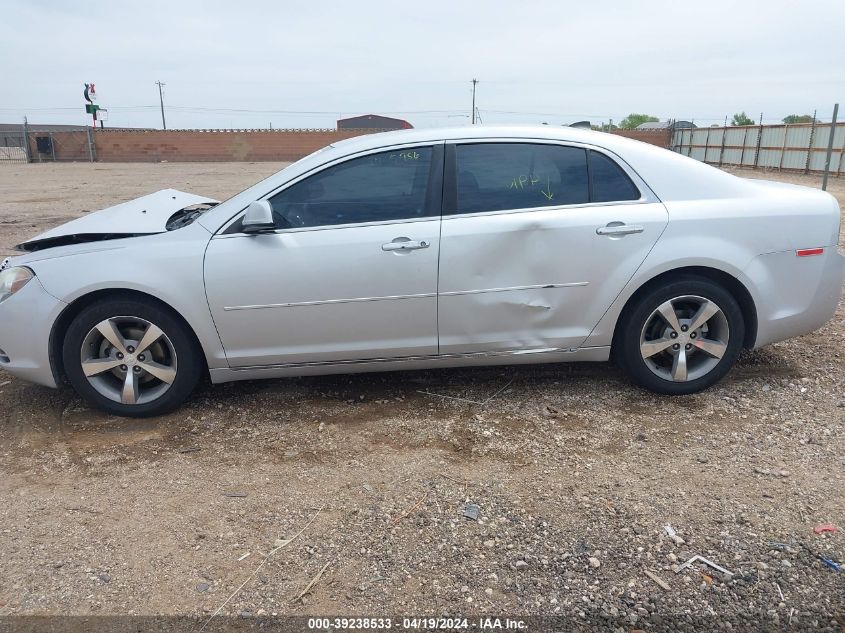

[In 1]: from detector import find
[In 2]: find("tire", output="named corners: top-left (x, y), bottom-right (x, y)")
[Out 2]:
top-left (62, 297), bottom-right (203, 417)
top-left (616, 276), bottom-right (745, 395)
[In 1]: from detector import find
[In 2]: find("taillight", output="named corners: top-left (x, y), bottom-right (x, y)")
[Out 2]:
top-left (796, 248), bottom-right (824, 257)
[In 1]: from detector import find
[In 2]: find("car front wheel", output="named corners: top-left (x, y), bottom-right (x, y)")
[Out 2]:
top-left (616, 277), bottom-right (745, 395)
top-left (62, 298), bottom-right (203, 417)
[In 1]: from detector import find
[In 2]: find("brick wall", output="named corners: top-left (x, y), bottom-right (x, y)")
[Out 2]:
top-left (35, 127), bottom-right (673, 162)
top-left (610, 129), bottom-right (672, 148)
top-left (90, 128), bottom-right (379, 162)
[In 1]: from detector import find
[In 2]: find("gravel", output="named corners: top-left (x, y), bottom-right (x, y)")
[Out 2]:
top-left (0, 163), bottom-right (843, 629)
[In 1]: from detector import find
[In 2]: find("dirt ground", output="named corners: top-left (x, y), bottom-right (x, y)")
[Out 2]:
top-left (0, 162), bottom-right (843, 629)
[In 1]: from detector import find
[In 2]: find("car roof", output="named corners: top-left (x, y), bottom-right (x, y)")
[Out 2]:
top-left (327, 124), bottom-right (622, 153)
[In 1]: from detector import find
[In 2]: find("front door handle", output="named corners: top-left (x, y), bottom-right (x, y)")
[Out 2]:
top-left (596, 222), bottom-right (645, 237)
top-left (382, 237), bottom-right (430, 252)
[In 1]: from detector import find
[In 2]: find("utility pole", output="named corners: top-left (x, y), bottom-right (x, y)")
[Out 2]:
top-left (822, 103), bottom-right (839, 191)
top-left (22, 116), bottom-right (31, 163)
top-left (471, 78), bottom-right (478, 125)
top-left (155, 80), bottom-right (167, 130)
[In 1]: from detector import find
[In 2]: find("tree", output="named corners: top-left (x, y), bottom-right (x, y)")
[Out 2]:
top-left (782, 114), bottom-right (815, 124)
top-left (731, 112), bottom-right (754, 126)
top-left (592, 122), bottom-right (618, 132)
top-left (618, 113), bottom-right (659, 130)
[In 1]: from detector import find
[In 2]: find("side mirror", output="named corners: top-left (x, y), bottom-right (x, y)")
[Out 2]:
top-left (242, 200), bottom-right (275, 233)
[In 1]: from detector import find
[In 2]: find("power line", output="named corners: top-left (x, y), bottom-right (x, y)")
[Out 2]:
top-left (0, 106), bottom-right (466, 114)
top-left (1, 103), bottom-right (824, 126)
top-left (161, 107), bottom-right (468, 115)
top-left (0, 105), bottom-right (754, 121)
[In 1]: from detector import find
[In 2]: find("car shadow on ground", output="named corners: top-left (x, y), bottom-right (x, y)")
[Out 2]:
top-left (0, 346), bottom-right (799, 451)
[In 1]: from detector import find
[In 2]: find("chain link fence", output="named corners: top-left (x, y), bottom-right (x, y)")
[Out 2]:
top-left (0, 129), bottom-right (27, 163)
top-left (0, 125), bottom-right (96, 164)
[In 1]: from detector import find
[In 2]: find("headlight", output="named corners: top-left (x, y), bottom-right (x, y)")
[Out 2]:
top-left (0, 267), bottom-right (34, 304)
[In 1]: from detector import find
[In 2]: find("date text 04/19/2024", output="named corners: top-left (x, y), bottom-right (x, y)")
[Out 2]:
top-left (405, 618), bottom-right (526, 630)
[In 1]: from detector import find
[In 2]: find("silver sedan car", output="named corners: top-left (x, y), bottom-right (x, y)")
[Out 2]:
top-left (1, 126), bottom-right (843, 416)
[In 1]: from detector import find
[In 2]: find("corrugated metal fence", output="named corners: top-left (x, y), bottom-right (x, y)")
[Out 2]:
top-left (671, 122), bottom-right (845, 175)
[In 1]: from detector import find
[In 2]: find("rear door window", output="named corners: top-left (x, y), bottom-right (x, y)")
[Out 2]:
top-left (454, 143), bottom-right (589, 214)
top-left (589, 150), bottom-right (640, 202)
top-left (451, 143), bottom-right (642, 214)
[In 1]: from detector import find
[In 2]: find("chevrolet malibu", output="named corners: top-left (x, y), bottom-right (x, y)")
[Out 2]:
top-left (1, 126), bottom-right (843, 417)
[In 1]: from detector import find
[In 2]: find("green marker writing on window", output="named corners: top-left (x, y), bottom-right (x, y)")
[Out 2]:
top-left (540, 177), bottom-right (554, 200)
top-left (507, 174), bottom-right (541, 189)
top-left (506, 174), bottom-right (554, 200)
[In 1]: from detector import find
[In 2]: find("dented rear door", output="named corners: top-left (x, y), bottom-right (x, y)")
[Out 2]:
top-left (437, 141), bottom-right (668, 355)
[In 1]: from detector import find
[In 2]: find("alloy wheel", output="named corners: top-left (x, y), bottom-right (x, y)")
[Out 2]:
top-left (639, 295), bottom-right (730, 382)
top-left (79, 316), bottom-right (178, 405)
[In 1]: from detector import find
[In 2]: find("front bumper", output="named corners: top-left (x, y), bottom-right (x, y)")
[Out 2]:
top-left (0, 275), bottom-right (66, 388)
top-left (743, 248), bottom-right (845, 348)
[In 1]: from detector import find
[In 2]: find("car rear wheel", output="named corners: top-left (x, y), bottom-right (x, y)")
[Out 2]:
top-left (63, 298), bottom-right (203, 417)
top-left (616, 277), bottom-right (745, 394)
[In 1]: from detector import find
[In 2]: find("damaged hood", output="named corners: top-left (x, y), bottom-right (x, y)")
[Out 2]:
top-left (17, 189), bottom-right (219, 252)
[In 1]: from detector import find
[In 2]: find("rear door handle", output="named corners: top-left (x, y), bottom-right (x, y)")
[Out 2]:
top-left (382, 237), bottom-right (430, 252)
top-left (596, 223), bottom-right (645, 236)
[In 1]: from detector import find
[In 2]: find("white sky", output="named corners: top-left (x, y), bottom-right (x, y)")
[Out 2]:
top-left (2, 0), bottom-right (843, 129)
